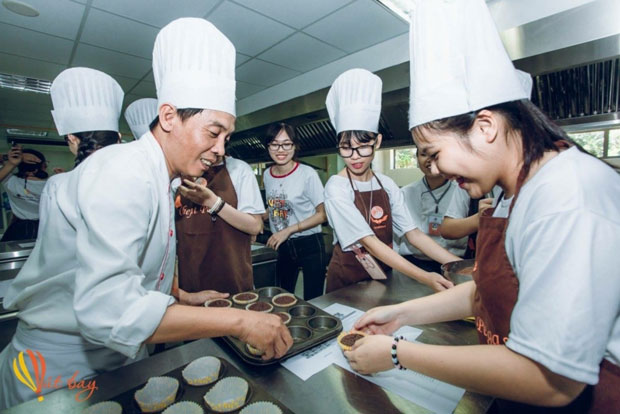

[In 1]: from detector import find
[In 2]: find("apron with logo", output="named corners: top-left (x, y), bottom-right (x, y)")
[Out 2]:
top-left (176, 161), bottom-right (253, 294)
top-left (326, 171), bottom-right (393, 293)
top-left (473, 172), bottom-right (619, 412)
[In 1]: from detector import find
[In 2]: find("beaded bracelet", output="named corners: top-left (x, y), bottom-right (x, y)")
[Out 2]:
top-left (391, 335), bottom-right (406, 370)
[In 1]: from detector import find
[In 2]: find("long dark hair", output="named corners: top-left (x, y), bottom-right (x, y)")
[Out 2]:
top-left (16, 149), bottom-right (48, 179)
top-left (412, 100), bottom-right (581, 182)
top-left (264, 122), bottom-right (300, 158)
top-left (71, 130), bottom-right (119, 166)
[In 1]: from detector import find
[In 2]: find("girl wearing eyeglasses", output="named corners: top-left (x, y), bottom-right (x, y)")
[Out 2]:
top-left (263, 122), bottom-right (327, 300)
top-left (324, 69), bottom-right (460, 293)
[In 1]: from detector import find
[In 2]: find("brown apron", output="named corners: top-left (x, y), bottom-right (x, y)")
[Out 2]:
top-left (326, 171), bottom-right (393, 293)
top-left (473, 179), bottom-right (619, 412)
top-left (175, 160), bottom-right (253, 294)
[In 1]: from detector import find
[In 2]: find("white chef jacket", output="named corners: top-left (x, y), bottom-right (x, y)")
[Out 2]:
top-left (38, 172), bottom-right (66, 232)
top-left (0, 132), bottom-right (176, 408)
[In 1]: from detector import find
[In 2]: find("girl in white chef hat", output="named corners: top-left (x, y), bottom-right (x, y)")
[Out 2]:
top-left (347, 1), bottom-right (619, 412)
top-left (323, 68), bottom-right (461, 293)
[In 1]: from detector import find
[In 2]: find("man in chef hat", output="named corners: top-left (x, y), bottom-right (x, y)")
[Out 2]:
top-left (347, 0), bottom-right (619, 411)
top-left (125, 98), bottom-right (158, 140)
top-left (0, 18), bottom-right (292, 409)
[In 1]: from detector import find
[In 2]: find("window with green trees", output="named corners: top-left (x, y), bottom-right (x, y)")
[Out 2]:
top-left (567, 128), bottom-right (620, 158)
top-left (393, 148), bottom-right (416, 169)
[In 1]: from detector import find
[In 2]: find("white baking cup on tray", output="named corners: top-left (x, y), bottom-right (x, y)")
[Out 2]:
top-left (203, 376), bottom-right (249, 412)
top-left (182, 356), bottom-right (222, 386)
top-left (134, 376), bottom-right (179, 413)
top-left (82, 401), bottom-right (123, 414)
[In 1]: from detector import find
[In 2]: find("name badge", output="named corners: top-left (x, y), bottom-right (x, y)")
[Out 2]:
top-left (427, 214), bottom-right (443, 237)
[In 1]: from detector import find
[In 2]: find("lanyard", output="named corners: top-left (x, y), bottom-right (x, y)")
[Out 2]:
top-left (422, 178), bottom-right (451, 214)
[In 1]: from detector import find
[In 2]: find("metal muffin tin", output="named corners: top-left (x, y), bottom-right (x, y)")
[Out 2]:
top-left (223, 287), bottom-right (343, 366)
top-left (105, 357), bottom-right (293, 413)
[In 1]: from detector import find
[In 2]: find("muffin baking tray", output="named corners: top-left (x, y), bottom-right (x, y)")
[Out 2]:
top-left (220, 287), bottom-right (343, 366)
top-left (101, 357), bottom-right (293, 413)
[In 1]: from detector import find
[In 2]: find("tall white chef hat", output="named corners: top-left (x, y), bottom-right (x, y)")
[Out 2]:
top-left (326, 68), bottom-right (382, 135)
top-left (153, 18), bottom-right (236, 117)
top-left (50, 67), bottom-right (124, 136)
top-left (125, 98), bottom-right (158, 139)
top-left (408, 0), bottom-right (531, 129)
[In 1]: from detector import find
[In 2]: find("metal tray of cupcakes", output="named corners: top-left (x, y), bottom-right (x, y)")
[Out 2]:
top-left (87, 356), bottom-right (293, 414)
top-left (205, 286), bottom-right (343, 366)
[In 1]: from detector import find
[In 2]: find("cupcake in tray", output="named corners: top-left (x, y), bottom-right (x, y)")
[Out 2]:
top-left (337, 330), bottom-right (367, 352)
top-left (245, 301), bottom-right (273, 313)
top-left (275, 312), bottom-right (291, 325)
top-left (134, 376), bottom-right (179, 413)
top-left (82, 401), bottom-right (122, 414)
top-left (232, 292), bottom-right (259, 305)
top-left (162, 401), bottom-right (204, 414)
top-left (181, 356), bottom-right (221, 386)
top-left (203, 376), bottom-right (249, 412)
top-left (204, 298), bottom-right (232, 308)
top-left (240, 401), bottom-right (283, 414)
top-left (271, 293), bottom-right (297, 308)
top-left (245, 343), bottom-right (264, 357)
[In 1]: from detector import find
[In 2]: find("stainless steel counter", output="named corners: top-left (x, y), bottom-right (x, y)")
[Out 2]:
top-left (3, 272), bottom-right (493, 414)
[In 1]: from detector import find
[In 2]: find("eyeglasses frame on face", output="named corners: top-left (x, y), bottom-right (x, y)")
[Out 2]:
top-left (337, 142), bottom-right (376, 158)
top-left (268, 142), bottom-right (294, 151)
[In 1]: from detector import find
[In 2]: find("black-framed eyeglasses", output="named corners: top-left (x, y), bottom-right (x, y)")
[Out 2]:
top-left (337, 144), bottom-right (375, 158)
top-left (268, 142), bottom-right (294, 151)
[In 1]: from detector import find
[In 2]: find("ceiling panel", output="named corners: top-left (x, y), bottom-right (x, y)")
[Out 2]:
top-left (81, 9), bottom-right (159, 59)
top-left (91, 0), bottom-right (219, 28)
top-left (0, 89), bottom-right (52, 106)
top-left (236, 53), bottom-right (251, 67)
top-left (111, 75), bottom-right (141, 95)
top-left (209, 2), bottom-right (295, 56)
top-left (128, 80), bottom-right (157, 97)
top-left (72, 44), bottom-right (151, 79)
top-left (237, 81), bottom-right (265, 100)
top-left (0, 0), bottom-right (84, 40)
top-left (304, 0), bottom-right (408, 53)
top-left (236, 59), bottom-right (300, 88)
top-left (258, 33), bottom-right (346, 72)
top-left (0, 23), bottom-right (73, 65)
top-left (237, 0), bottom-right (353, 29)
top-left (0, 53), bottom-right (66, 81)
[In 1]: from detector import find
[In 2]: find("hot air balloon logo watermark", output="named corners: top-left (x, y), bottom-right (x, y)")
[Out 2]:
top-left (11, 349), bottom-right (98, 403)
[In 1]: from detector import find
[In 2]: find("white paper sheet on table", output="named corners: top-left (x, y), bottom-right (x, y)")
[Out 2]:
top-left (281, 303), bottom-right (466, 413)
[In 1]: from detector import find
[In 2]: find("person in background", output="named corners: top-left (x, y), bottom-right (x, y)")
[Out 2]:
top-left (263, 122), bottom-right (327, 300)
top-left (0, 146), bottom-right (48, 241)
top-left (125, 98), bottom-right (158, 140)
top-left (346, 1), bottom-right (619, 411)
top-left (0, 19), bottom-right (292, 409)
top-left (324, 68), bottom-right (459, 293)
top-left (394, 148), bottom-right (469, 274)
top-left (38, 67), bottom-right (123, 233)
top-left (175, 142), bottom-right (265, 295)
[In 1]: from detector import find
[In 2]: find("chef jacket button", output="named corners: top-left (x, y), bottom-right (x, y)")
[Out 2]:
top-left (169, 229), bottom-right (173, 237)
top-left (160, 273), bottom-right (165, 280)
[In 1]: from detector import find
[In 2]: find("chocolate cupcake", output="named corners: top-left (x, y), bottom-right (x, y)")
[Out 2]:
top-left (275, 312), bottom-right (291, 325)
top-left (232, 292), bottom-right (259, 305)
top-left (245, 301), bottom-right (273, 313)
top-left (203, 376), bottom-right (249, 412)
top-left (337, 331), bottom-right (367, 352)
top-left (82, 401), bottom-right (122, 414)
top-left (204, 298), bottom-right (232, 308)
top-left (271, 293), bottom-right (297, 308)
top-left (134, 376), bottom-right (179, 413)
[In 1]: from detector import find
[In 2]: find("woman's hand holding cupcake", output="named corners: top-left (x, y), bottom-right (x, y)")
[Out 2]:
top-left (344, 334), bottom-right (393, 375)
top-left (354, 304), bottom-right (405, 335)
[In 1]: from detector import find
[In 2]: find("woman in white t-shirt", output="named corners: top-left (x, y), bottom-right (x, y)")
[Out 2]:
top-left (324, 68), bottom-right (459, 293)
top-left (0, 146), bottom-right (48, 241)
top-left (346, 1), bottom-right (619, 411)
top-left (263, 122), bottom-right (327, 300)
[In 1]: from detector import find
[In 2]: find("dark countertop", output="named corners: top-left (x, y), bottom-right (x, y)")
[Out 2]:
top-left (3, 272), bottom-right (493, 414)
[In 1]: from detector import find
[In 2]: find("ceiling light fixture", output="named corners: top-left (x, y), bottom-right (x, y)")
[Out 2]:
top-left (0, 73), bottom-right (51, 94)
top-left (6, 128), bottom-right (48, 137)
top-left (2, 0), bottom-right (39, 17)
top-left (374, 0), bottom-right (410, 21)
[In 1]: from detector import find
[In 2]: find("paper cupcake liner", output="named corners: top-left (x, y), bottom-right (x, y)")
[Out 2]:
top-left (337, 330), bottom-right (367, 352)
top-left (82, 401), bottom-right (123, 414)
top-left (134, 376), bottom-right (179, 413)
top-left (239, 401), bottom-right (283, 414)
top-left (162, 400), bottom-right (204, 414)
top-left (245, 301), bottom-right (273, 313)
top-left (232, 292), bottom-right (259, 305)
top-left (204, 298), bottom-right (232, 308)
top-left (271, 293), bottom-right (297, 308)
top-left (203, 376), bottom-right (249, 413)
top-left (182, 356), bottom-right (221, 386)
